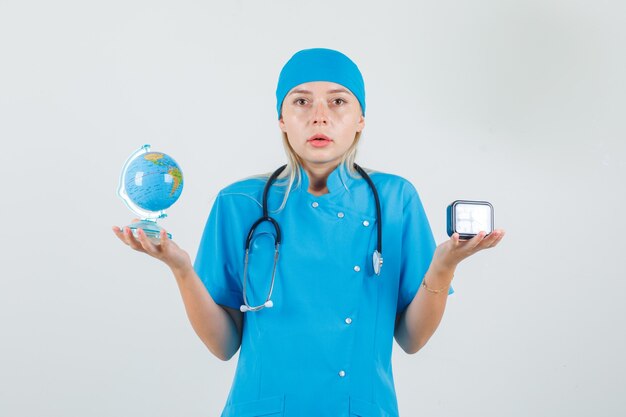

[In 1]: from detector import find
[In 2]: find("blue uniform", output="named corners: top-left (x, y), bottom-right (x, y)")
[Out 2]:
top-left (194, 164), bottom-right (450, 417)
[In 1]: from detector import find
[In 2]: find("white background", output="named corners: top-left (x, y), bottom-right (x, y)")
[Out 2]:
top-left (1, 1), bottom-right (625, 416)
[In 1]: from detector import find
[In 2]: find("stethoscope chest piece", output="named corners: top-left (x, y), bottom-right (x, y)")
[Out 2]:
top-left (373, 250), bottom-right (383, 276)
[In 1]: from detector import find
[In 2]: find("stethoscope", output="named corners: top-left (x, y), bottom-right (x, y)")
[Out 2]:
top-left (240, 163), bottom-right (383, 313)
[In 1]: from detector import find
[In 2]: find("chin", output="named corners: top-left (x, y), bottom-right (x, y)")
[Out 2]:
top-left (303, 158), bottom-right (343, 167)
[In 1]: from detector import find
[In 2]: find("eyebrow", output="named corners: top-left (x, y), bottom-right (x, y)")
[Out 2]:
top-left (287, 88), bottom-right (352, 96)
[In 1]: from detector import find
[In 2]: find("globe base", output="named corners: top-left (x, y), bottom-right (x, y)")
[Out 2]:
top-left (127, 219), bottom-right (172, 245)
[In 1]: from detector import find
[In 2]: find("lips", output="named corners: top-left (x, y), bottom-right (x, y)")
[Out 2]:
top-left (307, 134), bottom-right (332, 148)
top-left (307, 133), bottom-right (332, 142)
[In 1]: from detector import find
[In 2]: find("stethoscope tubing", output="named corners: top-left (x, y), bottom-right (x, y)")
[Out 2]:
top-left (240, 163), bottom-right (382, 313)
top-left (353, 164), bottom-right (382, 255)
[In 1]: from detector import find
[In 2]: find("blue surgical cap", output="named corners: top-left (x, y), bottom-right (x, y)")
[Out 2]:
top-left (276, 48), bottom-right (366, 119)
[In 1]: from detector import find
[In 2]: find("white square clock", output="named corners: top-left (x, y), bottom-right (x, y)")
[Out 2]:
top-left (446, 200), bottom-right (494, 239)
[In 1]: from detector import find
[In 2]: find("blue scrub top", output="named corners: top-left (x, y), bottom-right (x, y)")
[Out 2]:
top-left (194, 164), bottom-right (450, 417)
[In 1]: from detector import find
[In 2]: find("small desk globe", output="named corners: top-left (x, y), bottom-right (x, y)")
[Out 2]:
top-left (117, 144), bottom-right (184, 244)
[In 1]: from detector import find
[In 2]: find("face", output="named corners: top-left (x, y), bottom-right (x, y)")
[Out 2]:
top-left (279, 81), bottom-right (365, 172)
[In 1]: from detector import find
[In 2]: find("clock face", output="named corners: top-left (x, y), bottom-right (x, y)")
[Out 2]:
top-left (455, 203), bottom-right (492, 234)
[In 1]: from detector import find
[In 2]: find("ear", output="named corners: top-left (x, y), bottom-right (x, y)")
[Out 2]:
top-left (356, 114), bottom-right (365, 133)
top-left (278, 116), bottom-right (287, 133)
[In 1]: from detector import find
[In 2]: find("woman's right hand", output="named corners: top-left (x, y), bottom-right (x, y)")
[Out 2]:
top-left (112, 220), bottom-right (192, 274)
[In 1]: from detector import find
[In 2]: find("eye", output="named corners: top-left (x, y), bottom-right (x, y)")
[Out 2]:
top-left (293, 98), bottom-right (308, 106)
top-left (333, 98), bottom-right (347, 105)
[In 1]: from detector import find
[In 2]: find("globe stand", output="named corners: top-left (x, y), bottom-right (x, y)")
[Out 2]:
top-left (127, 219), bottom-right (172, 245)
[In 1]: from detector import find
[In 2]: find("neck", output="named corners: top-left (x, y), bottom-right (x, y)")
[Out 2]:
top-left (302, 162), bottom-right (340, 196)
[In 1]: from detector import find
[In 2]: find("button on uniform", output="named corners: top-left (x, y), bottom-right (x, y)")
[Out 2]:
top-left (353, 265), bottom-right (361, 272)
top-left (312, 202), bottom-right (319, 208)
top-left (337, 212), bottom-right (345, 218)
top-left (338, 370), bottom-right (346, 378)
top-left (362, 220), bottom-right (370, 227)
top-left (345, 317), bottom-right (352, 325)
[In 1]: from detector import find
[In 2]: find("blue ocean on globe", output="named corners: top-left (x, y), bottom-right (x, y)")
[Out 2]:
top-left (124, 152), bottom-right (184, 212)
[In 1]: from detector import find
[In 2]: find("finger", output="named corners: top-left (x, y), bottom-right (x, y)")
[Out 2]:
top-left (136, 228), bottom-right (159, 255)
top-left (467, 231), bottom-right (487, 250)
top-left (447, 232), bottom-right (463, 249)
top-left (479, 231), bottom-right (499, 248)
top-left (452, 233), bottom-right (473, 249)
top-left (114, 226), bottom-right (138, 248)
top-left (112, 226), bottom-right (128, 244)
top-left (487, 230), bottom-right (506, 248)
top-left (124, 226), bottom-right (146, 252)
top-left (481, 229), bottom-right (506, 249)
top-left (160, 229), bottom-right (169, 247)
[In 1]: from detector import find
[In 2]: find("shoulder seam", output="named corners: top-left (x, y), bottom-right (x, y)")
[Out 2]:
top-left (217, 191), bottom-right (263, 209)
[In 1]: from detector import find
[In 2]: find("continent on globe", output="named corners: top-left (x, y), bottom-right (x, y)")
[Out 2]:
top-left (167, 166), bottom-right (183, 197)
top-left (142, 153), bottom-right (183, 197)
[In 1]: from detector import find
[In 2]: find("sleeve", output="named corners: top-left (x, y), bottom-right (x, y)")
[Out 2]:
top-left (397, 184), bottom-right (454, 313)
top-left (193, 193), bottom-right (244, 310)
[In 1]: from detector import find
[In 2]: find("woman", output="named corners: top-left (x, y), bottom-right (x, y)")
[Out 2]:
top-left (113, 48), bottom-right (504, 417)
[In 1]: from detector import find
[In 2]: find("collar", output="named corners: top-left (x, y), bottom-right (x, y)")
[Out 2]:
top-left (298, 163), bottom-right (357, 195)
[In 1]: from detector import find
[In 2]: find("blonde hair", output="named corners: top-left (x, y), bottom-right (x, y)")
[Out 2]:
top-left (272, 131), bottom-right (363, 210)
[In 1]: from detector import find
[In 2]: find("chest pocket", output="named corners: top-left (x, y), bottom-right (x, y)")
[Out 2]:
top-left (222, 395), bottom-right (284, 417)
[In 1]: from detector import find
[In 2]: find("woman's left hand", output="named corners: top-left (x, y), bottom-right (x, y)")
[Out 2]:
top-left (430, 229), bottom-right (506, 275)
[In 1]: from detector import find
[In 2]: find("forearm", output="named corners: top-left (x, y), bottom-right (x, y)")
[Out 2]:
top-left (394, 264), bottom-right (455, 354)
top-left (172, 265), bottom-right (241, 361)
top-left (395, 229), bottom-right (505, 354)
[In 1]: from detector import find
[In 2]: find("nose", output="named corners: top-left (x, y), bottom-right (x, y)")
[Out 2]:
top-left (312, 100), bottom-right (328, 125)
